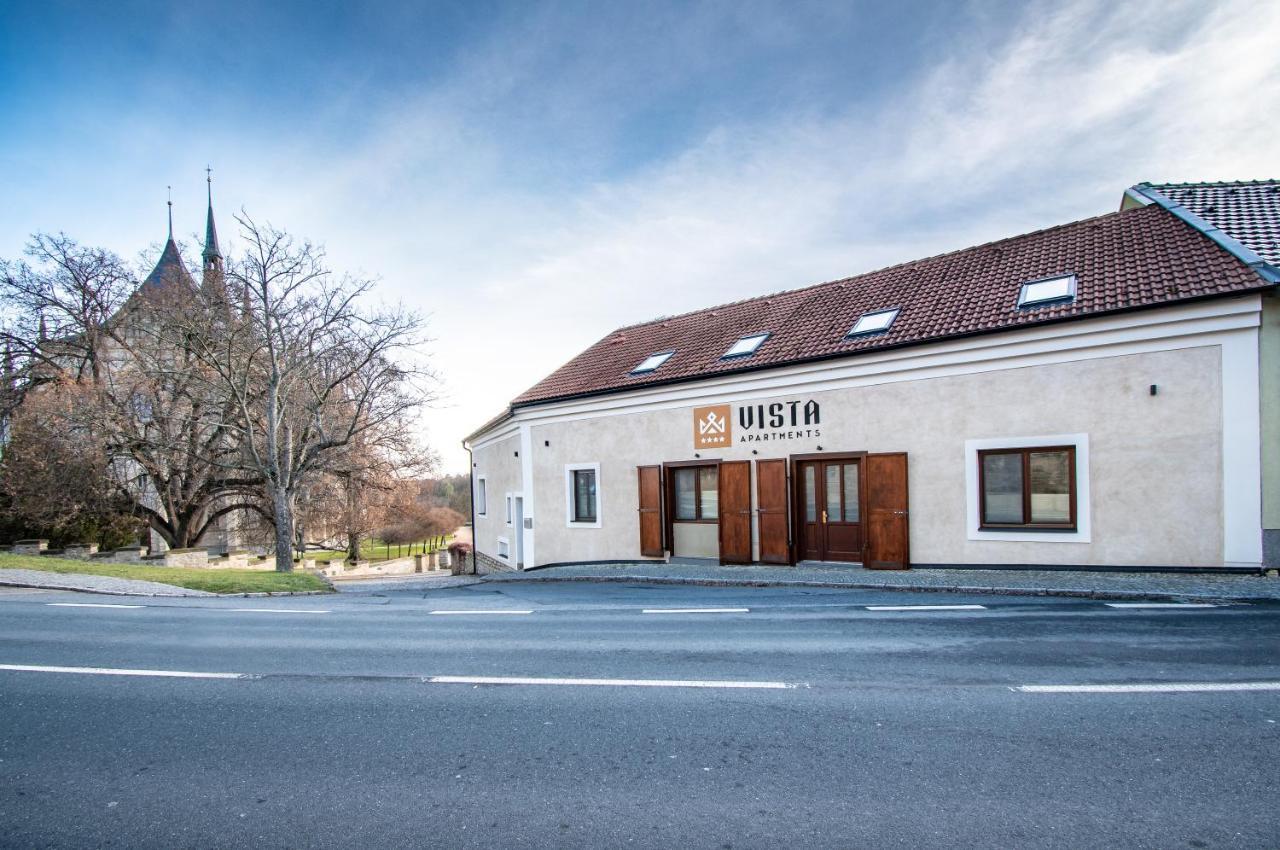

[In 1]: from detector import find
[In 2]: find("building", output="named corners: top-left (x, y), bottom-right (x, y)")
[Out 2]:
top-left (464, 180), bottom-right (1280, 572)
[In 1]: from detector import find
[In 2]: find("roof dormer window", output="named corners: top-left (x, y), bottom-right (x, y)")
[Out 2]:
top-left (721, 332), bottom-right (770, 359)
top-left (631, 350), bottom-right (674, 374)
top-left (846, 308), bottom-right (899, 338)
top-left (1018, 274), bottom-right (1076, 308)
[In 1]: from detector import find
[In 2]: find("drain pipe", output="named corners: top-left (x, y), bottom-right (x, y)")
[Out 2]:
top-left (463, 440), bottom-right (477, 575)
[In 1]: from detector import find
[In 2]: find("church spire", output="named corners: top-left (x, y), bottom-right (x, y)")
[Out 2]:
top-left (167, 185), bottom-right (173, 239)
top-left (202, 167), bottom-right (222, 273)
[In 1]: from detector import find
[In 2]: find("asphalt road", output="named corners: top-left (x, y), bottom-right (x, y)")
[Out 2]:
top-left (1, 580), bottom-right (1278, 849)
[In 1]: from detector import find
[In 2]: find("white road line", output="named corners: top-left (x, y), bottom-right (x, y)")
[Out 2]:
top-left (429, 610), bottom-right (534, 615)
top-left (46, 602), bottom-right (145, 609)
top-left (0, 663), bottom-right (246, 679)
top-left (1017, 682), bottom-right (1280, 694)
top-left (227, 608), bottom-right (331, 614)
top-left (1103, 603), bottom-right (1218, 609)
top-left (865, 604), bottom-right (987, 612)
top-left (424, 675), bottom-right (798, 689)
top-left (641, 608), bottom-right (750, 614)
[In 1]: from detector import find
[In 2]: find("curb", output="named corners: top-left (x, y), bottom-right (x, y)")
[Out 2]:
top-left (480, 574), bottom-right (1279, 604)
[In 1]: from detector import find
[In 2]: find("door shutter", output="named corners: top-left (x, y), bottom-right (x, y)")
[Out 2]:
top-left (864, 453), bottom-right (910, 570)
top-left (718, 461), bottom-right (752, 565)
top-left (755, 459), bottom-right (790, 565)
top-left (637, 465), bottom-right (664, 558)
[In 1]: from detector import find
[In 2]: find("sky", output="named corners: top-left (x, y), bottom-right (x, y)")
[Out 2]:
top-left (2, 0), bottom-right (1277, 473)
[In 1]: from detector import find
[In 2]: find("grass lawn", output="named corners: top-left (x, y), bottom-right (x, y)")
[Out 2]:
top-left (306, 536), bottom-right (453, 563)
top-left (0, 552), bottom-right (330, 594)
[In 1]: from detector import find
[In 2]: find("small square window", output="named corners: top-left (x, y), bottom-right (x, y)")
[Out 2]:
top-left (846, 308), bottom-right (899, 337)
top-left (1018, 274), bottom-right (1076, 307)
top-left (722, 333), bottom-right (770, 359)
top-left (631, 350), bottom-right (675, 374)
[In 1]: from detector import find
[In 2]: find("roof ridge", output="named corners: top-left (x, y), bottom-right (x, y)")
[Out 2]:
top-left (611, 207), bottom-right (1131, 335)
top-left (1143, 179), bottom-right (1280, 188)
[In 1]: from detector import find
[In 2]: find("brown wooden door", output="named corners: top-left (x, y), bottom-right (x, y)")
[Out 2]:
top-left (637, 465), bottom-right (664, 557)
top-left (718, 461), bottom-right (752, 565)
top-left (864, 452), bottom-right (909, 570)
top-left (796, 459), bottom-right (862, 563)
top-left (756, 459), bottom-right (790, 565)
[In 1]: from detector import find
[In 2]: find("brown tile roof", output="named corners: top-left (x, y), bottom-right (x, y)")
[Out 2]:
top-left (1141, 180), bottom-right (1280, 267)
top-left (507, 203), bottom-right (1271, 410)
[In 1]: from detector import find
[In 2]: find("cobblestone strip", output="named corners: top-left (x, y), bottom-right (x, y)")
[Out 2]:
top-left (0, 569), bottom-right (216, 598)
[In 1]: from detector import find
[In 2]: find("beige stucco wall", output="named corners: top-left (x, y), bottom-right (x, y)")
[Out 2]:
top-left (520, 345), bottom-right (1226, 568)
top-left (470, 433), bottom-right (523, 568)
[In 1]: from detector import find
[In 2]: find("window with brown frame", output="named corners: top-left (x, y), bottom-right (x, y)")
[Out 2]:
top-left (673, 466), bottom-right (719, 521)
top-left (978, 446), bottom-right (1076, 530)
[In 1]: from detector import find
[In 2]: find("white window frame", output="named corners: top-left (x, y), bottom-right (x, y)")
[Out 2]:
top-left (847, 308), bottom-right (900, 337)
top-left (964, 434), bottom-right (1091, 543)
top-left (1018, 274), bottom-right (1077, 308)
top-left (505, 493), bottom-right (514, 526)
top-left (496, 536), bottom-right (510, 560)
top-left (475, 475), bottom-right (488, 517)
top-left (564, 462), bottom-right (602, 528)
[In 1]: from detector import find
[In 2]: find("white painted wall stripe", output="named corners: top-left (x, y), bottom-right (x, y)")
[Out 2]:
top-left (865, 605), bottom-right (987, 611)
top-left (641, 608), bottom-right (750, 614)
top-left (1017, 682), bottom-right (1280, 694)
top-left (0, 663), bottom-right (245, 679)
top-left (46, 603), bottom-right (144, 609)
top-left (1103, 603), bottom-right (1218, 609)
top-left (424, 675), bottom-right (798, 689)
top-left (429, 610), bottom-right (534, 615)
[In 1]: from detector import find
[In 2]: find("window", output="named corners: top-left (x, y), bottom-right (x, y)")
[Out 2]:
top-left (722, 333), bottom-right (769, 359)
top-left (476, 477), bottom-right (487, 517)
top-left (565, 463), bottom-right (602, 527)
top-left (673, 466), bottom-right (718, 521)
top-left (846, 308), bottom-right (899, 337)
top-left (631, 350), bottom-right (675, 374)
top-left (571, 469), bottom-right (597, 523)
top-left (1018, 274), bottom-right (1076, 308)
top-left (505, 494), bottom-right (513, 525)
top-left (497, 537), bottom-right (509, 559)
top-left (979, 446), bottom-right (1076, 530)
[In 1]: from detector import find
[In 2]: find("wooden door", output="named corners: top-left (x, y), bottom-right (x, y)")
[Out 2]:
top-left (756, 459), bottom-right (790, 565)
top-left (796, 458), bottom-right (863, 563)
top-left (718, 461), bottom-right (752, 565)
top-left (864, 453), bottom-right (909, 570)
top-left (637, 465), bottom-right (664, 557)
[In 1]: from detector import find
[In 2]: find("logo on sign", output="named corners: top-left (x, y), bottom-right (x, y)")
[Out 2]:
top-left (692, 404), bottom-right (732, 449)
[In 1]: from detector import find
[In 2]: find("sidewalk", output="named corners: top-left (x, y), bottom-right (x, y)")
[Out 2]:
top-left (0, 568), bottom-right (216, 597)
top-left (484, 562), bottom-right (1280, 603)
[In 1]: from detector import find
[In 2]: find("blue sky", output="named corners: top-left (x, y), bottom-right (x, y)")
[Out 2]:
top-left (2, 0), bottom-right (1277, 472)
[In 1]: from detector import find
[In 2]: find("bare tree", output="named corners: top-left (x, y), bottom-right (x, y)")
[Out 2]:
top-left (0, 234), bottom-right (262, 550)
top-left (174, 215), bottom-right (434, 571)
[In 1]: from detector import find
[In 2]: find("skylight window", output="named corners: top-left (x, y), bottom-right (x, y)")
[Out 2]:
top-left (846, 308), bottom-right (900, 338)
top-left (722, 333), bottom-right (770, 359)
top-left (631, 350), bottom-right (674, 374)
top-left (1018, 274), bottom-right (1077, 308)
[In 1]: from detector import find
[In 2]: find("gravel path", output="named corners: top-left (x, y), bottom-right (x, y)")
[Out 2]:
top-left (486, 562), bottom-right (1280, 603)
top-left (0, 569), bottom-right (215, 597)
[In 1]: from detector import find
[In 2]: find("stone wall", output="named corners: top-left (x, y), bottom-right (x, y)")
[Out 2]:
top-left (112, 547), bottom-right (146, 563)
top-left (63, 544), bottom-right (99, 560)
top-left (13, 540), bottom-right (48, 556)
top-left (162, 548), bottom-right (209, 568)
top-left (474, 550), bottom-right (513, 574)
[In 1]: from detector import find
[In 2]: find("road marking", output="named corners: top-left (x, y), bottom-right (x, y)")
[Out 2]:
top-left (227, 608), bottom-right (331, 614)
top-left (641, 608), bottom-right (750, 614)
top-left (429, 610), bottom-right (534, 615)
top-left (0, 663), bottom-right (246, 679)
top-left (865, 604), bottom-right (987, 611)
top-left (1103, 603), bottom-right (1218, 609)
top-left (46, 602), bottom-right (145, 609)
top-left (1017, 681), bottom-right (1280, 694)
top-left (424, 675), bottom-right (798, 689)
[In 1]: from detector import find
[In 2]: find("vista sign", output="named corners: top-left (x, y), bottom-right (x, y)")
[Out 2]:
top-left (692, 399), bottom-right (821, 448)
